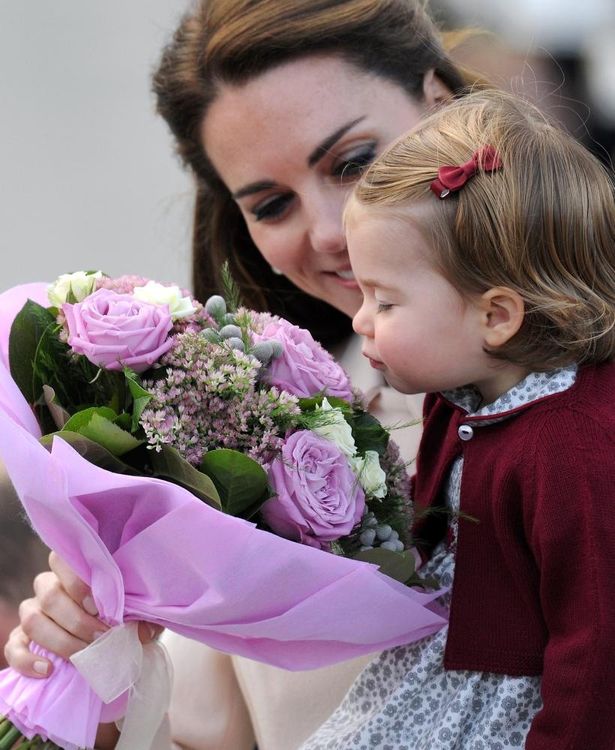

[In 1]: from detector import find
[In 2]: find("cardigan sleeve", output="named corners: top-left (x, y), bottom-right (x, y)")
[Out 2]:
top-left (524, 412), bottom-right (615, 750)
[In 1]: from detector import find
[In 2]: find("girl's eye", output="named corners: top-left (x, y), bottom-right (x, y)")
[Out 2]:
top-left (331, 143), bottom-right (377, 181)
top-left (377, 302), bottom-right (393, 313)
top-left (251, 193), bottom-right (294, 222)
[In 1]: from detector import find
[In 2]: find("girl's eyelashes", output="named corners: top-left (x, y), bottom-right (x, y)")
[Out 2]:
top-left (332, 142), bottom-right (378, 181)
top-left (377, 302), bottom-right (393, 313)
top-left (251, 193), bottom-right (294, 222)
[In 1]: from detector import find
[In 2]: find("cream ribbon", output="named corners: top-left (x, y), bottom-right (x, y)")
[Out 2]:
top-left (70, 621), bottom-right (172, 750)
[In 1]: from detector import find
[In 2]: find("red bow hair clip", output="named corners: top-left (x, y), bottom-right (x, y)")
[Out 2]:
top-left (430, 145), bottom-right (502, 199)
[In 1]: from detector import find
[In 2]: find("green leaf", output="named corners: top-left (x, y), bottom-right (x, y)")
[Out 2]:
top-left (352, 547), bottom-right (416, 584)
top-left (40, 431), bottom-right (141, 475)
top-left (298, 394), bottom-right (352, 413)
top-left (348, 410), bottom-right (389, 456)
top-left (62, 408), bottom-right (142, 456)
top-left (220, 261), bottom-right (243, 312)
top-left (113, 412), bottom-right (133, 431)
top-left (150, 446), bottom-right (221, 508)
top-left (8, 300), bottom-right (57, 404)
top-left (63, 406), bottom-right (117, 431)
top-left (124, 369), bottom-right (153, 432)
top-left (42, 385), bottom-right (70, 430)
top-left (200, 448), bottom-right (268, 517)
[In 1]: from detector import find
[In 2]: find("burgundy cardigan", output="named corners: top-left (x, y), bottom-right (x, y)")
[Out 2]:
top-left (412, 362), bottom-right (615, 750)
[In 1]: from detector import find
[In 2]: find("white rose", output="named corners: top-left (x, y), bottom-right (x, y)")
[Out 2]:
top-left (48, 271), bottom-right (103, 307)
top-left (351, 450), bottom-right (387, 499)
top-left (133, 281), bottom-right (196, 320)
top-left (312, 397), bottom-right (356, 457)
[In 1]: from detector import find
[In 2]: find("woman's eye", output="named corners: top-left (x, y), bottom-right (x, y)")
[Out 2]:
top-left (377, 302), bottom-right (393, 313)
top-left (251, 193), bottom-right (294, 222)
top-left (331, 143), bottom-right (377, 181)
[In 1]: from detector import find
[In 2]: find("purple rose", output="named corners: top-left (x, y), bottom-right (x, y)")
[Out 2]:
top-left (262, 430), bottom-right (365, 549)
top-left (255, 318), bottom-right (352, 400)
top-left (62, 288), bottom-right (173, 372)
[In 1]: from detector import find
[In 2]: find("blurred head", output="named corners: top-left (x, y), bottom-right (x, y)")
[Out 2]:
top-left (0, 472), bottom-right (49, 666)
top-left (153, 0), bottom-right (471, 343)
top-left (349, 89), bottom-right (615, 376)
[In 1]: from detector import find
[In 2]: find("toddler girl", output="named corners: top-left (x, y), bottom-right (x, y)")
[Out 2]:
top-left (302, 89), bottom-right (615, 749)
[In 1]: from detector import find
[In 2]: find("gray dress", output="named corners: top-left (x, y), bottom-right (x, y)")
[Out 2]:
top-left (301, 367), bottom-right (577, 750)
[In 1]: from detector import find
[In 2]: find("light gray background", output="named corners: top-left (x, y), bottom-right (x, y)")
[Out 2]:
top-left (2, 2), bottom-right (613, 295)
top-left (1, 1), bottom-right (194, 292)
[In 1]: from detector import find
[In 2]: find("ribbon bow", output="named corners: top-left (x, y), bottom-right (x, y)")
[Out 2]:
top-left (71, 622), bottom-right (172, 750)
top-left (430, 145), bottom-right (502, 199)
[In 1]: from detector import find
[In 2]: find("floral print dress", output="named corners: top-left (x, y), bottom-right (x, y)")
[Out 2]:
top-left (301, 367), bottom-right (577, 750)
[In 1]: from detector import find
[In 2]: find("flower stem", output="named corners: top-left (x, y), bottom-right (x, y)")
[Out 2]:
top-left (0, 725), bottom-right (23, 749)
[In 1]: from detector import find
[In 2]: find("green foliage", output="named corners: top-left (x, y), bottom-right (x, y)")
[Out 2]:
top-left (123, 368), bottom-right (152, 432)
top-left (42, 385), bottom-right (70, 429)
top-left (40, 432), bottom-right (142, 475)
top-left (298, 394), bottom-right (352, 414)
top-left (62, 408), bottom-right (143, 456)
top-left (9, 301), bottom-right (69, 433)
top-left (200, 448), bottom-right (269, 519)
top-left (352, 547), bottom-right (433, 588)
top-left (347, 409), bottom-right (389, 456)
top-left (220, 261), bottom-right (243, 313)
top-left (149, 446), bottom-right (221, 508)
top-left (8, 300), bottom-right (130, 433)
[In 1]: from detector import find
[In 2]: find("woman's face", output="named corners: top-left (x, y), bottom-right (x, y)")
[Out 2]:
top-left (203, 55), bottom-right (443, 317)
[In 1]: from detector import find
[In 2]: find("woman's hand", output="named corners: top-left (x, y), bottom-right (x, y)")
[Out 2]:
top-left (4, 551), bottom-right (161, 678)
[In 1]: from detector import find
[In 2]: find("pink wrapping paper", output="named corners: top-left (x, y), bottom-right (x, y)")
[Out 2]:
top-left (0, 407), bottom-right (445, 748)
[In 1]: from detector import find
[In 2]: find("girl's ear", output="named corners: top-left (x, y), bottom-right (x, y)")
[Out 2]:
top-left (478, 287), bottom-right (525, 349)
top-left (422, 69), bottom-right (452, 106)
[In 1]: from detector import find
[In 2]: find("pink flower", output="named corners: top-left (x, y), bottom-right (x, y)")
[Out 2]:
top-left (62, 288), bottom-right (173, 372)
top-left (262, 430), bottom-right (365, 549)
top-left (256, 318), bottom-right (352, 400)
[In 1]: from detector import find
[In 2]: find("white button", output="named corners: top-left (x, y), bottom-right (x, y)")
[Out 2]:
top-left (458, 424), bottom-right (474, 441)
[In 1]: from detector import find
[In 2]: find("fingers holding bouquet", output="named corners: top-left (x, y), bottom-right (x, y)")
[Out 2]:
top-left (8, 552), bottom-right (163, 678)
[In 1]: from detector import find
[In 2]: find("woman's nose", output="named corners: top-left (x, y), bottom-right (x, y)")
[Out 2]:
top-left (307, 192), bottom-right (346, 255)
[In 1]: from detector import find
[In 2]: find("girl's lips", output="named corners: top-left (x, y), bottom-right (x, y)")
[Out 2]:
top-left (364, 355), bottom-right (385, 370)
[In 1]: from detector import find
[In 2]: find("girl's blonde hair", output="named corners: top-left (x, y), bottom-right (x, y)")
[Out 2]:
top-left (352, 89), bottom-right (615, 369)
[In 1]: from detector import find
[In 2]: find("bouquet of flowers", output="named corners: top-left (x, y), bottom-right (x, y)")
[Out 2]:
top-left (0, 271), bottom-right (445, 750)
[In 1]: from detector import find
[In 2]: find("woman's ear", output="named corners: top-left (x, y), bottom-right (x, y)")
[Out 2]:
top-left (422, 69), bottom-right (452, 107)
top-left (479, 287), bottom-right (525, 349)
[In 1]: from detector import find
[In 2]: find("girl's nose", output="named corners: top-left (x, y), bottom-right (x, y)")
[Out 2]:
top-left (352, 301), bottom-right (372, 337)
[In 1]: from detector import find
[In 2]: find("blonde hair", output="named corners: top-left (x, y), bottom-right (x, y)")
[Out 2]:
top-left (351, 89), bottom-right (615, 368)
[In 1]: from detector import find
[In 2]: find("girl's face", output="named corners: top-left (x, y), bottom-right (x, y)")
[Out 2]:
top-left (349, 205), bottom-right (500, 397)
top-left (202, 55), bottom-right (443, 317)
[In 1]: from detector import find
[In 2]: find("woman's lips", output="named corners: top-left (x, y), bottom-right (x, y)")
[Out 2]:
top-left (324, 269), bottom-right (359, 289)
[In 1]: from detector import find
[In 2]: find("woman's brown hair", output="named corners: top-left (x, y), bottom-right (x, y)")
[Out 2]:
top-left (352, 89), bottom-right (615, 368)
top-left (152, 0), bottom-right (473, 344)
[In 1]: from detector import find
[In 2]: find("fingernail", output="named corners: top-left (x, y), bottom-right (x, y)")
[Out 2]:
top-left (83, 596), bottom-right (98, 616)
top-left (148, 624), bottom-right (160, 641)
top-left (33, 660), bottom-right (49, 675)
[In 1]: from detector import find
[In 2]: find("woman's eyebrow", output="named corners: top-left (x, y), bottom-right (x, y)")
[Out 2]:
top-left (232, 180), bottom-right (276, 200)
top-left (231, 117), bottom-right (367, 200)
top-left (307, 116), bottom-right (366, 167)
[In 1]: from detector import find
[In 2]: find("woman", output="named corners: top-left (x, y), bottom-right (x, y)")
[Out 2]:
top-left (5, 1), bottom-right (481, 747)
